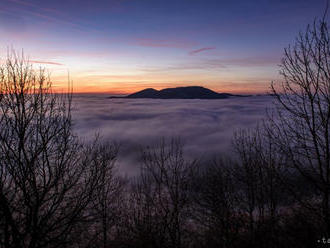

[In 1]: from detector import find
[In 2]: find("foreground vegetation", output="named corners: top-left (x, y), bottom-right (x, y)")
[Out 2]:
top-left (1, 15), bottom-right (330, 248)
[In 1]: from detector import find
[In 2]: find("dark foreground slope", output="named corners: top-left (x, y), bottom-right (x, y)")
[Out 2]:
top-left (110, 86), bottom-right (246, 99)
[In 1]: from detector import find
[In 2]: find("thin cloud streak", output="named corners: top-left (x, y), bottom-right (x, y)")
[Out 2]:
top-left (4, 0), bottom-right (83, 30)
top-left (7, 0), bottom-right (65, 16)
top-left (30, 60), bottom-right (64, 66)
top-left (135, 38), bottom-right (196, 48)
top-left (189, 47), bottom-right (216, 55)
top-left (140, 56), bottom-right (280, 73)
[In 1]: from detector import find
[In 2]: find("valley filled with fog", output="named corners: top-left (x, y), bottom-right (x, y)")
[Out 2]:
top-left (72, 94), bottom-right (274, 176)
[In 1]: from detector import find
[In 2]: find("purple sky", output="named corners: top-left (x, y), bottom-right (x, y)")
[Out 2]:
top-left (0, 0), bottom-right (327, 93)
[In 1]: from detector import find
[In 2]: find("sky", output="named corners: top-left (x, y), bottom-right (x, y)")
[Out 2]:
top-left (0, 0), bottom-right (328, 94)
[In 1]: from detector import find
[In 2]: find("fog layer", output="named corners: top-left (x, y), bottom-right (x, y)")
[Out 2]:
top-left (72, 94), bottom-right (273, 176)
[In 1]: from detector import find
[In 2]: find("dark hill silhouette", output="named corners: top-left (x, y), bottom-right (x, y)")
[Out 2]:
top-left (128, 88), bottom-right (161, 98)
top-left (110, 86), bottom-right (246, 99)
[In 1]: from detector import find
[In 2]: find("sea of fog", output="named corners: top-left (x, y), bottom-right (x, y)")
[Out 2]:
top-left (72, 94), bottom-right (274, 176)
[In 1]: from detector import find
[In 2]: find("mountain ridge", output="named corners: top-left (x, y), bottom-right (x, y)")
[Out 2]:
top-left (109, 86), bottom-right (247, 99)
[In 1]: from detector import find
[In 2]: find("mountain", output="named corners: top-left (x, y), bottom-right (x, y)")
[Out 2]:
top-left (111, 86), bottom-right (244, 99)
top-left (127, 88), bottom-right (161, 98)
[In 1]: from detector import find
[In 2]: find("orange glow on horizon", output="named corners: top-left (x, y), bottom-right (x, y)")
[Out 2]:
top-left (52, 82), bottom-right (269, 95)
top-left (47, 65), bottom-right (273, 95)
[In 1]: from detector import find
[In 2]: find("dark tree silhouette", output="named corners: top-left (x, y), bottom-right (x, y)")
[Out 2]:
top-left (128, 139), bottom-right (198, 248)
top-left (190, 158), bottom-right (244, 248)
top-left (233, 126), bottom-right (290, 247)
top-left (0, 52), bottom-right (118, 248)
top-left (267, 14), bottom-right (330, 235)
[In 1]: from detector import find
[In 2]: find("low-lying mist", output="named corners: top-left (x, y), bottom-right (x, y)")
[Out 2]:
top-left (71, 94), bottom-right (274, 176)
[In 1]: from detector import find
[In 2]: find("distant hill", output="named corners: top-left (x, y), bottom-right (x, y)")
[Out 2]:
top-left (110, 86), bottom-right (246, 99)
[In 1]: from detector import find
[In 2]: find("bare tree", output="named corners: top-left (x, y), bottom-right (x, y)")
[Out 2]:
top-left (128, 139), bottom-right (197, 248)
top-left (0, 52), bottom-right (118, 248)
top-left (128, 174), bottom-right (169, 248)
top-left (190, 158), bottom-right (243, 248)
top-left (233, 126), bottom-right (287, 247)
top-left (69, 140), bottom-right (126, 248)
top-left (267, 13), bottom-right (330, 235)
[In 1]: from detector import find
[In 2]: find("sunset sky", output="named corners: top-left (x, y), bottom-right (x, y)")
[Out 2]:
top-left (0, 0), bottom-right (327, 94)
